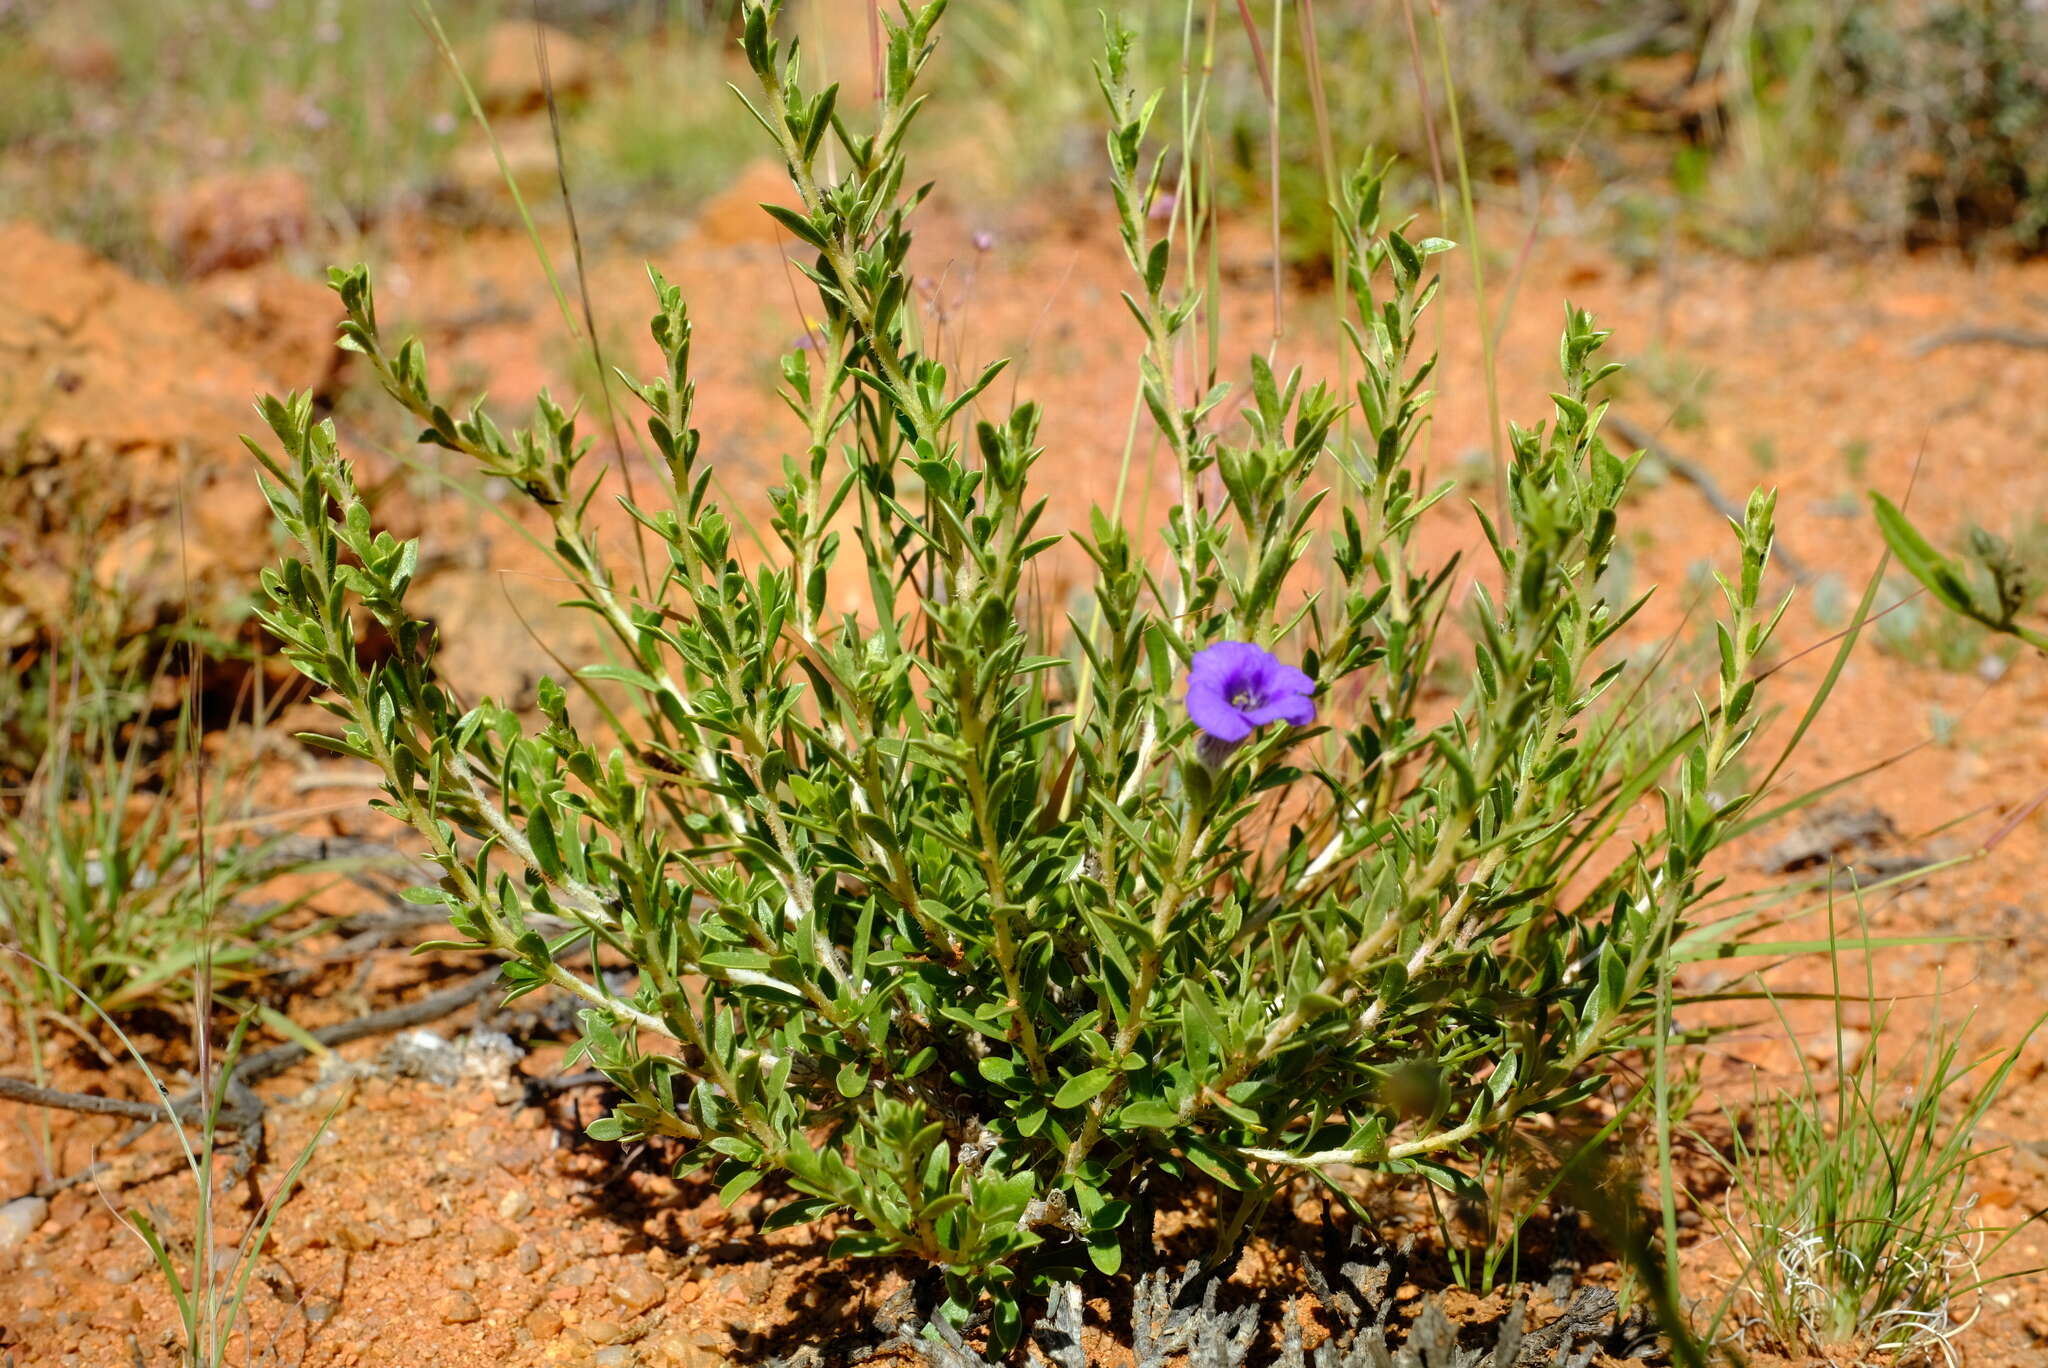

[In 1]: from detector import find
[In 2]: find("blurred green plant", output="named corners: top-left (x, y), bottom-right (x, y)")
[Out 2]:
top-left (567, 33), bottom-right (757, 204)
top-left (1702, 0), bottom-right (2048, 254)
top-left (0, 0), bottom-right (493, 272)
top-left (1872, 498), bottom-right (2048, 654)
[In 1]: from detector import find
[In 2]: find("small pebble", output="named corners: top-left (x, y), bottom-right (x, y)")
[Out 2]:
top-left (498, 1187), bottom-right (535, 1222)
top-left (582, 1316), bottom-right (630, 1346)
top-left (0, 1196), bottom-right (50, 1252)
top-left (555, 1262), bottom-right (596, 1288)
top-left (440, 1291), bottom-right (483, 1324)
top-left (468, 1219), bottom-right (518, 1258)
top-left (333, 1219), bottom-right (378, 1252)
top-left (405, 1216), bottom-right (437, 1241)
top-left (655, 1333), bottom-right (729, 1368)
top-left (515, 1242), bottom-right (543, 1274)
top-left (594, 1348), bottom-right (637, 1368)
top-left (610, 1268), bottom-right (667, 1314)
top-left (526, 1305), bottom-right (564, 1338)
top-left (445, 1263), bottom-right (480, 1291)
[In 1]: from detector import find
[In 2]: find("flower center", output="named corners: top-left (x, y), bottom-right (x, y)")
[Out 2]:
top-left (1230, 685), bottom-right (1257, 710)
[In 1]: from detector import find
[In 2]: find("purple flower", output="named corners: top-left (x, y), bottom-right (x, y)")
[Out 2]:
top-left (1185, 641), bottom-right (1315, 745)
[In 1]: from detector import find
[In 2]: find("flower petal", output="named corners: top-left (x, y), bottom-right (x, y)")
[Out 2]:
top-left (1243, 691), bottom-right (1316, 728)
top-left (1262, 660), bottom-right (1315, 698)
top-left (1185, 681), bottom-right (1254, 742)
top-left (1188, 640), bottom-right (1263, 693)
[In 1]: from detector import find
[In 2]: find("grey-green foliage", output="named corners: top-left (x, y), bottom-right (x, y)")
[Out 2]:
top-left (1845, 0), bottom-right (2048, 252)
top-left (904, 1234), bottom-right (1650, 1368)
top-left (248, 0), bottom-right (1788, 1338)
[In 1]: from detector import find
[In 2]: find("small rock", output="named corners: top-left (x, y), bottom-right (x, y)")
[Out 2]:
top-left (610, 1268), bottom-right (666, 1315)
top-left (526, 1304), bottom-right (564, 1339)
top-left (440, 1291), bottom-right (483, 1324)
top-left (405, 1216), bottom-right (438, 1242)
top-left (1800, 1027), bottom-right (1870, 1072)
top-left (582, 1317), bottom-right (630, 1346)
top-left (0, 1196), bottom-right (50, 1252)
top-left (468, 1218), bottom-right (519, 1258)
top-left (333, 1219), bottom-right (378, 1252)
top-left (499, 1187), bottom-right (535, 1222)
top-left (594, 1348), bottom-right (638, 1368)
top-left (445, 1264), bottom-right (480, 1291)
top-left (554, 1261), bottom-right (596, 1288)
top-left (151, 167), bottom-right (312, 276)
top-left (516, 1242), bottom-right (543, 1274)
top-left (193, 264), bottom-right (344, 394)
top-left (655, 1333), bottom-right (729, 1368)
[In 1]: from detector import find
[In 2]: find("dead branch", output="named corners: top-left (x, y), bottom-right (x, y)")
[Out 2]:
top-left (1908, 325), bottom-right (2048, 357)
top-left (1606, 411), bottom-right (1812, 582)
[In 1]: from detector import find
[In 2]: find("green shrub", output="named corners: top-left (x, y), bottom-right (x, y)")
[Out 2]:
top-left (250, 0), bottom-right (1793, 1337)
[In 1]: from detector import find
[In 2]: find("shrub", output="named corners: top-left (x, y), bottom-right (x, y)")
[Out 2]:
top-left (1858, 0), bottom-right (2048, 253)
top-left (250, 0), bottom-right (1790, 1337)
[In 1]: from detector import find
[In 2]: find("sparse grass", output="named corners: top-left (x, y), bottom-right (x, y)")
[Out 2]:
top-left (12, 910), bottom-right (339, 1368)
top-left (1708, 959), bottom-right (2041, 1363)
top-left (0, 0), bottom-right (486, 271)
top-left (0, 616), bottom-right (327, 1024)
top-left (1696, 0), bottom-right (2048, 256)
top-left (567, 31), bottom-right (757, 207)
top-left (117, 1016), bottom-right (338, 1368)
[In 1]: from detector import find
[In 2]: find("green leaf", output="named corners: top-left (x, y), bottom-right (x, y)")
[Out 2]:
top-left (761, 1197), bottom-right (835, 1232)
top-left (527, 805), bottom-right (561, 878)
top-left (719, 1167), bottom-right (765, 1204)
top-left (1053, 1069), bottom-right (1115, 1110)
top-left (828, 1231), bottom-right (898, 1260)
top-left (1118, 1100), bottom-right (1180, 1128)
